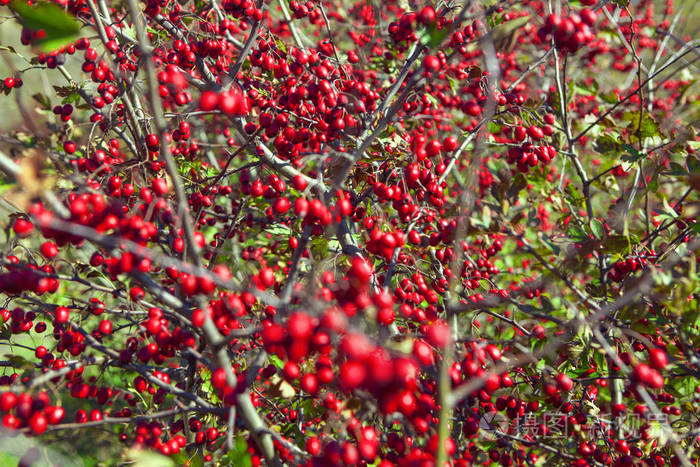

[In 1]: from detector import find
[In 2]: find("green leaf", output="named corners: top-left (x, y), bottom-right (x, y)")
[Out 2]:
top-left (0, 451), bottom-right (19, 466)
top-left (221, 437), bottom-right (253, 467)
top-left (601, 234), bottom-right (638, 254)
top-left (506, 173), bottom-right (527, 199)
top-left (10, 1), bottom-right (80, 51)
top-left (565, 183), bottom-right (585, 208)
top-left (310, 237), bottom-right (329, 258)
top-left (539, 234), bottom-right (560, 255)
top-left (586, 282), bottom-right (606, 298)
top-left (0, 179), bottom-right (16, 196)
top-left (485, 15), bottom-right (530, 44)
top-left (31, 93), bottom-right (52, 110)
top-left (5, 354), bottom-right (34, 369)
top-left (590, 219), bottom-right (605, 240)
top-left (692, 222), bottom-right (700, 235)
top-left (471, 205), bottom-right (492, 229)
top-left (567, 224), bottom-right (587, 242)
top-left (620, 144), bottom-right (644, 163)
top-left (188, 454), bottom-right (204, 467)
top-left (269, 354), bottom-right (284, 370)
top-left (447, 76), bottom-right (459, 95)
top-left (61, 91), bottom-right (81, 105)
top-left (487, 121), bottom-right (502, 134)
top-left (688, 156), bottom-right (700, 174)
top-left (667, 162), bottom-right (688, 176)
top-left (265, 225), bottom-right (292, 236)
top-left (53, 85), bottom-right (78, 97)
top-left (420, 24), bottom-right (449, 48)
top-left (593, 134), bottom-right (622, 155)
top-left (622, 112), bottom-right (661, 140)
top-left (573, 80), bottom-right (598, 96)
top-left (501, 327), bottom-right (515, 340)
top-left (600, 90), bottom-right (619, 104)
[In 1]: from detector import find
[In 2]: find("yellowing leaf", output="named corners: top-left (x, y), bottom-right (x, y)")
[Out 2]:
top-left (127, 449), bottom-right (175, 467)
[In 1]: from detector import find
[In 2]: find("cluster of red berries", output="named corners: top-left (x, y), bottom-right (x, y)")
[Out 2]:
top-left (199, 88), bottom-right (250, 115)
top-left (388, 12), bottom-right (422, 43)
top-left (608, 255), bottom-right (648, 282)
top-left (221, 0), bottom-right (263, 20)
top-left (506, 143), bottom-right (557, 173)
top-left (71, 140), bottom-right (125, 174)
top-left (513, 279), bottom-right (545, 300)
top-left (457, 341), bottom-right (512, 397)
top-left (19, 27), bottom-right (47, 46)
top-left (130, 420), bottom-right (188, 456)
top-left (52, 103), bottom-right (73, 122)
top-left (632, 363), bottom-right (665, 389)
top-left (0, 391), bottom-right (65, 435)
top-left (157, 61), bottom-right (194, 106)
top-left (366, 228), bottom-right (406, 261)
top-left (538, 11), bottom-right (598, 53)
top-left (0, 261), bottom-right (58, 297)
top-left (121, 322), bottom-right (197, 365)
top-left (388, 6), bottom-right (444, 43)
top-left (307, 425), bottom-right (379, 466)
top-left (2, 77), bottom-right (22, 91)
top-left (289, 0), bottom-right (320, 21)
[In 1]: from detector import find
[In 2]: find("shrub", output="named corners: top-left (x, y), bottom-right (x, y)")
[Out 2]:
top-left (0, 0), bottom-right (698, 465)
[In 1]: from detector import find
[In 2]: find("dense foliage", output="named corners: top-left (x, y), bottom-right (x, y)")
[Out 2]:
top-left (0, 0), bottom-right (698, 465)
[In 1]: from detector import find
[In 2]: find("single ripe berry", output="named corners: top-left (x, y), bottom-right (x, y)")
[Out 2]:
top-left (423, 55), bottom-right (441, 72)
top-left (145, 134), bottom-right (160, 151)
top-left (63, 141), bottom-right (77, 154)
top-left (527, 125), bottom-right (544, 139)
top-left (40, 241), bottom-right (59, 259)
top-left (513, 126), bottom-right (527, 141)
top-left (29, 412), bottom-right (48, 435)
top-left (417, 5), bottom-right (436, 24)
top-left (13, 218), bottom-right (34, 237)
top-left (556, 373), bottom-right (574, 392)
top-left (151, 178), bottom-right (169, 196)
top-left (648, 348), bottom-right (668, 371)
top-left (200, 90), bottom-right (219, 111)
top-left (0, 392), bottom-right (18, 412)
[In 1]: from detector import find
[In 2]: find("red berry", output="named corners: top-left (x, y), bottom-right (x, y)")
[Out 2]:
top-left (0, 392), bottom-right (17, 412)
top-left (200, 90), bottom-right (219, 111)
top-left (348, 257), bottom-right (373, 288)
top-left (648, 348), bottom-right (668, 370)
top-left (556, 373), bottom-right (574, 392)
top-left (288, 312), bottom-right (314, 341)
top-left (259, 267), bottom-right (275, 288)
top-left (63, 141), bottom-right (76, 154)
top-left (151, 178), bottom-right (169, 196)
top-left (192, 308), bottom-right (206, 327)
top-left (99, 319), bottom-right (112, 335)
top-left (46, 406), bottom-right (65, 424)
top-left (527, 125), bottom-right (544, 139)
top-left (29, 412), bottom-right (48, 435)
top-left (40, 241), bottom-right (59, 259)
top-left (283, 361), bottom-right (300, 380)
top-left (513, 126), bottom-right (527, 141)
top-left (13, 218), bottom-right (34, 237)
top-left (300, 373), bottom-right (318, 394)
top-left (339, 360), bottom-right (367, 391)
top-left (145, 134), bottom-right (160, 151)
top-left (423, 55), bottom-right (440, 72)
top-left (417, 6), bottom-right (436, 24)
